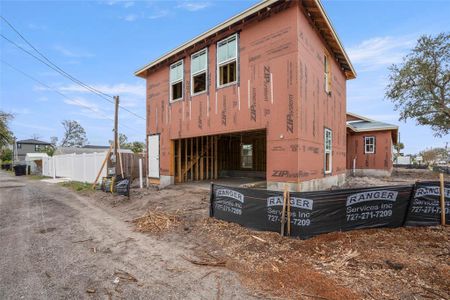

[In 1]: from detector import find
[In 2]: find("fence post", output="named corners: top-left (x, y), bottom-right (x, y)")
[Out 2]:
top-left (52, 158), bottom-right (56, 179)
top-left (139, 158), bottom-right (143, 189)
top-left (440, 173), bottom-right (446, 225)
top-left (209, 183), bottom-right (214, 217)
top-left (82, 153), bottom-right (87, 182)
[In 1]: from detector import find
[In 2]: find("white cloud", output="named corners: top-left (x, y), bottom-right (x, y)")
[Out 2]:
top-left (57, 82), bottom-right (145, 97)
top-left (63, 98), bottom-right (113, 120)
top-left (53, 45), bottom-right (93, 58)
top-left (121, 14), bottom-right (138, 22)
top-left (347, 35), bottom-right (416, 72)
top-left (177, 1), bottom-right (211, 11)
top-left (148, 9), bottom-right (170, 20)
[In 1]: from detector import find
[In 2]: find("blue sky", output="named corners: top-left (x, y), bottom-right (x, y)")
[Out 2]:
top-left (0, 0), bottom-right (449, 154)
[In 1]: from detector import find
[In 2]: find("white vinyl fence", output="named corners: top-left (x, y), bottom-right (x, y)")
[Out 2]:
top-left (42, 152), bottom-right (107, 183)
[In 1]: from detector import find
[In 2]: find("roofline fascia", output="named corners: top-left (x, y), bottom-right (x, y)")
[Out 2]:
top-left (134, 0), bottom-right (356, 79)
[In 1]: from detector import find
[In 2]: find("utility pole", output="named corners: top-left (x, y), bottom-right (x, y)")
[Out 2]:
top-left (114, 95), bottom-right (119, 176)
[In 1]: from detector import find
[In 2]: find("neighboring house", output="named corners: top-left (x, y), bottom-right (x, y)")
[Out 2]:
top-left (135, 0), bottom-right (356, 191)
top-left (346, 113), bottom-right (398, 176)
top-left (15, 139), bottom-right (52, 161)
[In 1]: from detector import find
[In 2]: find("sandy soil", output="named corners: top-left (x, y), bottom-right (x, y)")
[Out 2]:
top-left (87, 168), bottom-right (449, 299)
top-left (0, 171), bottom-right (255, 300)
top-left (2, 168), bottom-right (448, 299)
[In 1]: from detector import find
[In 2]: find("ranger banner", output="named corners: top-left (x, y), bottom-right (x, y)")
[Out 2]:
top-left (404, 181), bottom-right (450, 226)
top-left (210, 184), bottom-right (415, 239)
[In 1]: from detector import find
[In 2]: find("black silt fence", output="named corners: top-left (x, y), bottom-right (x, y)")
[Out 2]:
top-left (210, 182), bottom-right (448, 239)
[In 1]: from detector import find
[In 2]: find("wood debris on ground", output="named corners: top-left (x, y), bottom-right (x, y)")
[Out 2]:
top-left (132, 210), bottom-right (181, 233)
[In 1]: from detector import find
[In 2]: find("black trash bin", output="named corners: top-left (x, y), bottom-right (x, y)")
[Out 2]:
top-left (13, 164), bottom-right (27, 176)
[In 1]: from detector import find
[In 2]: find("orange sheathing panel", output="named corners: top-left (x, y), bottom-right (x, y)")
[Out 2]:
top-left (346, 131), bottom-right (393, 171)
top-left (146, 5), bottom-right (351, 182)
top-left (295, 5), bottom-right (347, 182)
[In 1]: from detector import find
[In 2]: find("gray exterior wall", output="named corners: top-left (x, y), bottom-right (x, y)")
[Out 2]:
top-left (16, 143), bottom-right (49, 161)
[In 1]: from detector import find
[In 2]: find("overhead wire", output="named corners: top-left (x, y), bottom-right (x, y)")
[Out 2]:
top-left (0, 16), bottom-right (145, 120)
top-left (1, 59), bottom-right (143, 135)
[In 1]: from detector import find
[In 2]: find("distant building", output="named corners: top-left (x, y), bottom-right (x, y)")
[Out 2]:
top-left (15, 139), bottom-right (52, 161)
top-left (346, 113), bottom-right (398, 176)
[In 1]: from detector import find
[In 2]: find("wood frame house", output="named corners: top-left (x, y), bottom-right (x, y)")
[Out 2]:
top-left (135, 0), bottom-right (356, 191)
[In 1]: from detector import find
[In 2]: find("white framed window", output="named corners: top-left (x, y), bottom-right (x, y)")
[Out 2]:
top-left (241, 144), bottom-right (253, 169)
top-left (191, 48), bottom-right (208, 95)
top-left (170, 60), bottom-right (184, 102)
top-left (324, 128), bottom-right (332, 174)
top-left (364, 136), bottom-right (375, 154)
top-left (217, 34), bottom-right (238, 87)
top-left (324, 53), bottom-right (331, 93)
top-left (17, 143), bottom-right (22, 149)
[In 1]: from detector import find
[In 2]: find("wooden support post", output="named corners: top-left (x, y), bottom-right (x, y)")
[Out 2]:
top-left (196, 137), bottom-right (199, 181)
top-left (280, 184), bottom-right (288, 236)
top-left (210, 135), bottom-right (213, 180)
top-left (287, 188), bottom-right (291, 236)
top-left (91, 144), bottom-right (113, 189)
top-left (214, 136), bottom-right (218, 179)
top-left (184, 138), bottom-right (187, 182)
top-left (206, 136), bottom-right (209, 180)
top-left (200, 137), bottom-right (204, 180)
top-left (117, 142), bottom-right (124, 178)
top-left (440, 173), bottom-right (446, 225)
top-left (190, 137), bottom-right (193, 181)
top-left (177, 140), bottom-right (181, 183)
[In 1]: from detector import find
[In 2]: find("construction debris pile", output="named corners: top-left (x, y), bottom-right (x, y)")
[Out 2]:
top-left (133, 210), bottom-right (181, 233)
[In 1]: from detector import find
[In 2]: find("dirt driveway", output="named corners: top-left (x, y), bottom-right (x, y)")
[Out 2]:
top-left (1, 169), bottom-right (449, 300)
top-left (0, 171), bottom-right (254, 299)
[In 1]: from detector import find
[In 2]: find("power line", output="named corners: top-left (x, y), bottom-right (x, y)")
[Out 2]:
top-left (1, 59), bottom-right (143, 134)
top-left (0, 15), bottom-right (114, 100)
top-left (0, 17), bottom-right (146, 120)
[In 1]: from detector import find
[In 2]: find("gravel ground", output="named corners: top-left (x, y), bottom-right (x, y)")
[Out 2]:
top-left (0, 171), bottom-right (255, 300)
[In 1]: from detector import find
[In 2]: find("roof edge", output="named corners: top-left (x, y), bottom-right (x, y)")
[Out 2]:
top-left (134, 0), bottom-right (356, 79)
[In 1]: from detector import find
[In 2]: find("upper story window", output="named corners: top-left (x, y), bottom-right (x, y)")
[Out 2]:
top-left (170, 60), bottom-right (184, 102)
top-left (35, 144), bottom-right (41, 152)
top-left (17, 143), bottom-right (22, 149)
top-left (324, 128), bottom-right (332, 174)
top-left (217, 34), bottom-right (238, 87)
top-left (324, 52), bottom-right (331, 94)
top-left (191, 48), bottom-right (207, 95)
top-left (364, 136), bottom-right (375, 154)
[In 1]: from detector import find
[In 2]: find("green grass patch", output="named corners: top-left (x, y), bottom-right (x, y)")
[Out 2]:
top-left (59, 181), bottom-right (91, 192)
top-left (28, 175), bottom-right (48, 180)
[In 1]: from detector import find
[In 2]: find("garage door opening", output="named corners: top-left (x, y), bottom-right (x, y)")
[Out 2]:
top-left (173, 129), bottom-right (266, 183)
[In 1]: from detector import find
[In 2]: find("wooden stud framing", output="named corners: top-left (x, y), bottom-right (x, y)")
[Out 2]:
top-left (214, 136), bottom-right (218, 179)
top-left (196, 137), bottom-right (199, 181)
top-left (190, 137), bottom-right (194, 181)
top-left (177, 139), bottom-right (181, 183)
top-left (184, 138), bottom-right (188, 182)
top-left (200, 136), bottom-right (204, 180)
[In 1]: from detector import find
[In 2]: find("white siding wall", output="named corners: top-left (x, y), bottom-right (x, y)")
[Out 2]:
top-left (42, 152), bottom-right (107, 183)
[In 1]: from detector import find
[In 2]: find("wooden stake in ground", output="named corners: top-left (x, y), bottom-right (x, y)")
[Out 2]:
top-left (287, 188), bottom-right (291, 236)
top-left (280, 184), bottom-right (288, 236)
top-left (439, 173), bottom-right (446, 225)
top-left (91, 144), bottom-right (113, 189)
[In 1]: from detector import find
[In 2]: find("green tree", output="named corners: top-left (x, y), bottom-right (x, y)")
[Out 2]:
top-left (0, 148), bottom-right (13, 162)
top-left (0, 111), bottom-right (14, 148)
top-left (394, 142), bottom-right (405, 159)
top-left (60, 120), bottom-right (88, 147)
top-left (128, 141), bottom-right (145, 154)
top-left (385, 33), bottom-right (449, 137)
